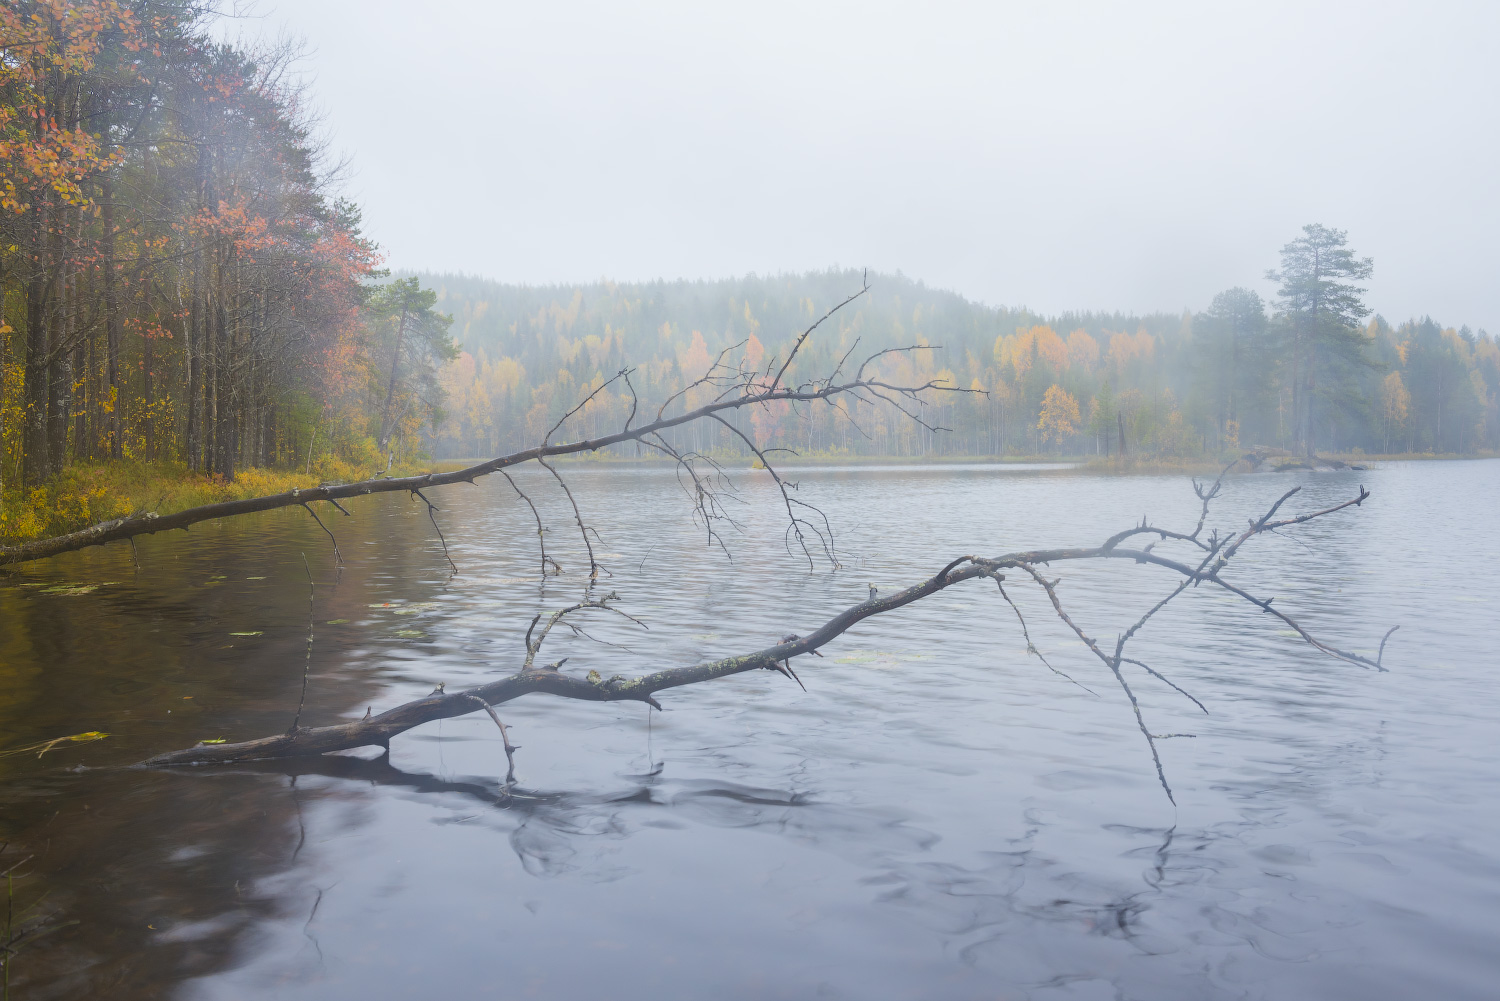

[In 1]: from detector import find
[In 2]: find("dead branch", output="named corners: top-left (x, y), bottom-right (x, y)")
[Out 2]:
top-left (710, 413), bottom-right (834, 569)
top-left (298, 502), bottom-right (343, 565)
top-left (535, 457), bottom-right (602, 581)
top-left (410, 488), bottom-right (458, 574)
top-left (138, 482), bottom-right (1389, 794)
top-left (499, 469), bottom-right (560, 576)
top-left (1, 288), bottom-right (944, 569)
top-left (642, 434), bottom-right (741, 558)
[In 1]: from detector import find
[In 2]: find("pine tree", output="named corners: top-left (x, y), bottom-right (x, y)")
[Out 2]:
top-left (1266, 225), bottom-right (1374, 458)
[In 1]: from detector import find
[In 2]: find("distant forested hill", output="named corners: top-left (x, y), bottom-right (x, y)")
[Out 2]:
top-left (410, 269), bottom-right (1499, 461)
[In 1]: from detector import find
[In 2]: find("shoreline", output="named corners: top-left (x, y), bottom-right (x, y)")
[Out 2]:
top-left (428, 451), bottom-right (1498, 480)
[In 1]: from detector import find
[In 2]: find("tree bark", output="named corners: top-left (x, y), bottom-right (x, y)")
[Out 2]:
top-left (376, 305), bottom-right (410, 453)
top-left (102, 164), bottom-right (123, 463)
top-left (22, 195), bottom-right (51, 485)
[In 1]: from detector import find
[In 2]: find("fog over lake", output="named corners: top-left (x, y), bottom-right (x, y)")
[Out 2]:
top-left (4, 4), bottom-right (1498, 999)
top-left (3, 460), bottom-right (1498, 999)
top-left (245, 0), bottom-right (1500, 331)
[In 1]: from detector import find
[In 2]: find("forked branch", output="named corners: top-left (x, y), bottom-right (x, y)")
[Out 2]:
top-left (140, 481), bottom-right (1392, 805)
top-left (1, 281), bottom-right (949, 570)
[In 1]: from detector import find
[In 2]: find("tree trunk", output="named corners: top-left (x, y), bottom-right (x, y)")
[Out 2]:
top-left (22, 196), bottom-right (51, 485)
top-left (213, 275), bottom-right (234, 481)
top-left (377, 305), bottom-right (410, 452)
top-left (47, 211), bottom-right (72, 467)
top-left (102, 175), bottom-right (123, 461)
top-left (186, 250), bottom-right (203, 470)
top-left (142, 316), bottom-right (154, 461)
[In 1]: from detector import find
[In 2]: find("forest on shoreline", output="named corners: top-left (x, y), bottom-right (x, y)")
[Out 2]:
top-left (3, 3), bottom-right (1498, 546)
top-left (419, 265), bottom-right (1499, 465)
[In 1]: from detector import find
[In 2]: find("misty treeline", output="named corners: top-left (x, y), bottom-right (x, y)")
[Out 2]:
top-left (4, 4), bottom-right (1495, 544)
top-left (421, 232), bottom-right (1499, 462)
top-left (0, 2), bottom-right (454, 506)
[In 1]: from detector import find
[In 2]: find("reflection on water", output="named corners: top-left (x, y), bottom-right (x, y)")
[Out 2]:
top-left (2, 460), bottom-right (1499, 999)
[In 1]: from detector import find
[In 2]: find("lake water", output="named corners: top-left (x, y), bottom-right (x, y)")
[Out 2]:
top-left (2, 459), bottom-right (1498, 1000)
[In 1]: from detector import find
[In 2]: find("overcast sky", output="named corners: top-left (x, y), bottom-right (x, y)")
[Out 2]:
top-left (235, 0), bottom-right (1498, 330)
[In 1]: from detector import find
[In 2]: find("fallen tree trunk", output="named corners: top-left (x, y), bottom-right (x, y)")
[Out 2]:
top-left (3, 280), bottom-right (916, 570)
top-left (0, 378), bottom-right (931, 567)
top-left (140, 482), bottom-right (1390, 803)
top-left (4, 279), bottom-right (1392, 801)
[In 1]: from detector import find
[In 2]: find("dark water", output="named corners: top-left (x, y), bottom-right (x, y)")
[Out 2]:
top-left (2, 459), bottom-right (1498, 1000)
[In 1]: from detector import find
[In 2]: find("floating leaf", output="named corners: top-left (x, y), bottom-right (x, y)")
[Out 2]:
top-left (199, 739), bottom-right (227, 745)
top-left (23, 581), bottom-right (118, 595)
top-left (325, 618), bottom-right (349, 625)
top-left (229, 631), bottom-right (263, 637)
top-left (395, 629), bottom-right (424, 638)
top-left (39, 582), bottom-right (117, 595)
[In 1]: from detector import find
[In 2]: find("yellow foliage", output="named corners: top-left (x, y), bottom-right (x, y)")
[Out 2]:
top-left (1066, 330), bottom-right (1099, 372)
top-left (1381, 371), bottom-right (1410, 428)
top-left (1037, 384), bottom-right (1082, 448)
top-left (1108, 329), bottom-right (1155, 370)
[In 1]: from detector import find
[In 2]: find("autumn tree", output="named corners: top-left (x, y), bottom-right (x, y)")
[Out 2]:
top-left (0, 8), bottom-right (390, 498)
top-left (1037, 383), bottom-right (1080, 452)
top-left (1379, 370), bottom-right (1410, 453)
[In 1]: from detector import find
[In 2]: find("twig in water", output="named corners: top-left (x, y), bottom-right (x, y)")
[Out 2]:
top-left (291, 554), bottom-right (315, 732)
top-left (537, 457), bottom-right (603, 581)
top-left (299, 502), bottom-right (342, 565)
top-left (466, 694), bottom-right (520, 786)
top-left (500, 470), bottom-right (560, 576)
top-left (1377, 625), bottom-right (1400, 667)
top-left (410, 489), bottom-right (458, 574)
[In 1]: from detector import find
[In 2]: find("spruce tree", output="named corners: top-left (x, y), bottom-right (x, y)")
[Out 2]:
top-left (1266, 225), bottom-right (1374, 457)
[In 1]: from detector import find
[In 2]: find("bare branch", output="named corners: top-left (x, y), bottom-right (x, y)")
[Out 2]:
top-left (499, 470), bottom-right (560, 577)
top-left (710, 413), bottom-right (835, 570)
top-left (546, 368), bottom-right (630, 445)
top-left (138, 482), bottom-right (1388, 787)
top-left (465, 694), bottom-right (520, 786)
top-left (985, 572), bottom-right (1097, 696)
top-left (410, 489), bottom-right (458, 574)
top-left (536, 458), bottom-right (603, 581)
top-left (769, 270), bottom-right (868, 393)
top-left (299, 502), bottom-right (341, 564)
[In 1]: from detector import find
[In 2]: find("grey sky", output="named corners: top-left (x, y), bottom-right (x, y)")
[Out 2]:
top-left (244, 0), bottom-right (1499, 330)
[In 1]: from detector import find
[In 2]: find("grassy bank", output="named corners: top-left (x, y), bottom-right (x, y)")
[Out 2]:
top-left (0, 456), bottom-right (433, 544)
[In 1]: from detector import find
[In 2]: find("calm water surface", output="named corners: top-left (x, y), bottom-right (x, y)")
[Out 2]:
top-left (2, 460), bottom-right (1498, 1000)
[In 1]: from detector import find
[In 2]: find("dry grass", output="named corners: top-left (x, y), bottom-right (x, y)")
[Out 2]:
top-left (0, 455), bottom-right (431, 543)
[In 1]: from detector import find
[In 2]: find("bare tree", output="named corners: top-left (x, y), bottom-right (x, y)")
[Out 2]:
top-left (3, 283), bottom-right (1391, 800)
top-left (138, 468), bottom-right (1386, 804)
top-left (0, 278), bottom-right (954, 568)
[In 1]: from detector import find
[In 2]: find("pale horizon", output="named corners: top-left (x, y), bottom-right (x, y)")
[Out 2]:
top-left (233, 0), bottom-right (1499, 332)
